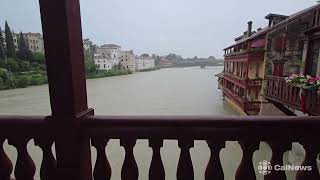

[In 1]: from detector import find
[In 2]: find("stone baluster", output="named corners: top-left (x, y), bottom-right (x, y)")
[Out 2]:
top-left (177, 139), bottom-right (194, 180)
top-left (149, 139), bottom-right (165, 180)
top-left (92, 138), bottom-right (111, 180)
top-left (236, 141), bottom-right (259, 180)
top-left (34, 138), bottom-right (57, 180)
top-left (205, 140), bottom-right (225, 180)
top-left (0, 138), bottom-right (12, 180)
top-left (296, 141), bottom-right (320, 180)
top-left (264, 141), bottom-right (291, 180)
top-left (120, 139), bottom-right (138, 180)
top-left (8, 137), bottom-right (36, 180)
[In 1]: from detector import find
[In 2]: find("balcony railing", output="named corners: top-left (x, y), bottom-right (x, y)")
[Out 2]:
top-left (224, 74), bottom-right (263, 88)
top-left (264, 75), bottom-right (320, 115)
top-left (224, 50), bottom-right (265, 62)
top-left (0, 115), bottom-right (319, 180)
top-left (222, 86), bottom-right (261, 113)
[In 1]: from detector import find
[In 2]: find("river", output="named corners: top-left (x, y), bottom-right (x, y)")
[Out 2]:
top-left (0, 67), bottom-right (299, 180)
top-left (0, 67), bottom-right (237, 115)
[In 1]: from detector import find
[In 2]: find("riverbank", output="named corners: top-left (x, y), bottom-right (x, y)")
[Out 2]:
top-left (0, 70), bottom-right (48, 90)
top-left (137, 66), bottom-right (161, 72)
top-left (0, 67), bottom-right (162, 91)
top-left (86, 69), bottom-right (133, 79)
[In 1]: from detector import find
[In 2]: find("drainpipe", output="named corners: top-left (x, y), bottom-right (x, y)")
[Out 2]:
top-left (301, 38), bottom-right (309, 75)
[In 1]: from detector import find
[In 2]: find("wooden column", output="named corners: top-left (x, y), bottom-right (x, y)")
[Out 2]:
top-left (38, 0), bottom-right (93, 179)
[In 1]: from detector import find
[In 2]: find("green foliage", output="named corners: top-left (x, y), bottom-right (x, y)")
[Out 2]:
top-left (83, 48), bottom-right (98, 74)
top-left (6, 58), bottom-right (19, 72)
top-left (31, 52), bottom-right (45, 63)
top-left (30, 62), bottom-right (46, 71)
top-left (138, 66), bottom-right (161, 72)
top-left (0, 68), bottom-right (9, 81)
top-left (166, 53), bottom-right (183, 61)
top-left (0, 26), bottom-right (5, 59)
top-left (17, 32), bottom-right (32, 60)
top-left (0, 76), bottom-right (4, 89)
top-left (29, 74), bottom-right (47, 85)
top-left (86, 69), bottom-right (132, 79)
top-left (85, 60), bottom-right (97, 74)
top-left (14, 75), bottom-right (30, 88)
top-left (5, 21), bottom-right (16, 58)
top-left (141, 53), bottom-right (150, 57)
top-left (19, 60), bottom-right (31, 71)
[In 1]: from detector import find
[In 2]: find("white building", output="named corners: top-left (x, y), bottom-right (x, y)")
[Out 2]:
top-left (94, 54), bottom-right (114, 70)
top-left (135, 56), bottom-right (155, 71)
top-left (94, 44), bottom-right (121, 70)
top-left (119, 50), bottom-right (136, 72)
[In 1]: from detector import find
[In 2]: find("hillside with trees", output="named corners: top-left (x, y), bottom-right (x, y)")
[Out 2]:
top-left (0, 22), bottom-right (132, 90)
top-left (0, 21), bottom-right (47, 90)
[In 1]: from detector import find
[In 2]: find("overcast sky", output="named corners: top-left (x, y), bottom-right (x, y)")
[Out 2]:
top-left (0, 0), bottom-right (317, 58)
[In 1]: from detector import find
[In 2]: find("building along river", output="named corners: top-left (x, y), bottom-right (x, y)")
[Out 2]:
top-left (0, 67), bottom-right (301, 180)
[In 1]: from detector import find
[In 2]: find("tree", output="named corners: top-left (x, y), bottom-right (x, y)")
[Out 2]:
top-left (166, 54), bottom-right (183, 61)
top-left (4, 21), bottom-right (16, 58)
top-left (31, 52), bottom-right (45, 63)
top-left (0, 26), bottom-right (5, 59)
top-left (208, 56), bottom-right (216, 60)
top-left (141, 53), bottom-right (150, 57)
top-left (17, 32), bottom-right (32, 60)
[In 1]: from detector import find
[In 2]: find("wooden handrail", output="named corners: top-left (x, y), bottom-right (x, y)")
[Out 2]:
top-left (265, 75), bottom-right (320, 115)
top-left (0, 115), bottom-right (319, 179)
top-left (83, 116), bottom-right (320, 180)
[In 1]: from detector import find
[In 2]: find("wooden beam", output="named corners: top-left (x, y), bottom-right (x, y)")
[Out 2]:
top-left (38, 0), bottom-right (93, 179)
top-left (39, 0), bottom-right (88, 117)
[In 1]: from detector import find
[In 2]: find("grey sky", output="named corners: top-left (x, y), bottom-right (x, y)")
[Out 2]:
top-left (0, 0), bottom-right (317, 58)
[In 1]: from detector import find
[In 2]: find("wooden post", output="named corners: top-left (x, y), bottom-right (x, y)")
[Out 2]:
top-left (38, 0), bottom-right (93, 179)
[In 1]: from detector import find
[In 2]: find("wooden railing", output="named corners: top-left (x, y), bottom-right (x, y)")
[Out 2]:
top-left (222, 87), bottom-right (261, 113)
top-left (225, 51), bottom-right (265, 62)
top-left (247, 79), bottom-right (263, 87)
top-left (224, 74), bottom-right (263, 88)
top-left (265, 76), bottom-right (320, 115)
top-left (1, 115), bottom-right (320, 180)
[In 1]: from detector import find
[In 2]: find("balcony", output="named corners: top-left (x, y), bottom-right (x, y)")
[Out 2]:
top-left (224, 50), bottom-right (265, 62)
top-left (264, 75), bottom-right (320, 116)
top-left (222, 86), bottom-right (261, 113)
top-left (224, 74), bottom-right (263, 88)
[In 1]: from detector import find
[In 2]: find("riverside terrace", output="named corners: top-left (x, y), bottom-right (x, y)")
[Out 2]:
top-left (0, 1), bottom-right (319, 180)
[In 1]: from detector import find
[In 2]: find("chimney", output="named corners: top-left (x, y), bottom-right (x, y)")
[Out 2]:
top-left (247, 21), bottom-right (253, 37)
top-left (265, 14), bottom-right (288, 27)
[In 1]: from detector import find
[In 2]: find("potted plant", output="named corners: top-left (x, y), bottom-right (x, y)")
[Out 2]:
top-left (285, 74), bottom-right (320, 113)
top-left (285, 74), bottom-right (320, 90)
